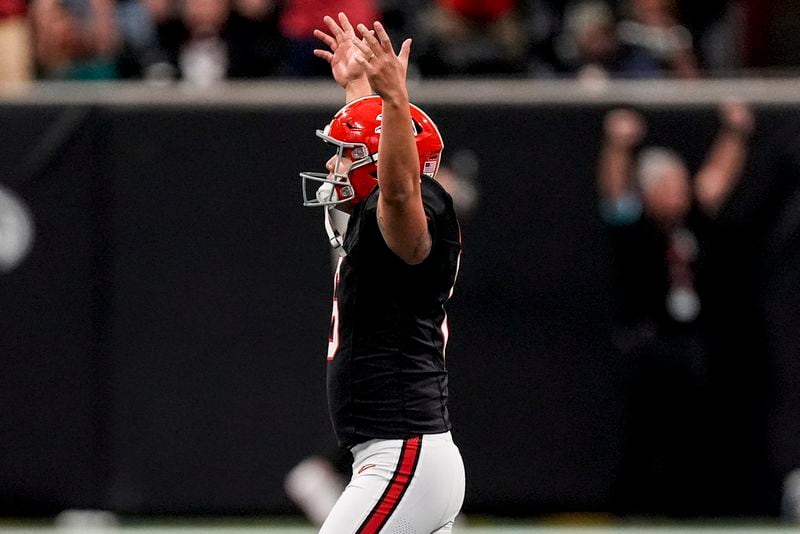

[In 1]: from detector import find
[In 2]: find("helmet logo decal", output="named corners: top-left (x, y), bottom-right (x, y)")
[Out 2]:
top-left (372, 113), bottom-right (422, 136)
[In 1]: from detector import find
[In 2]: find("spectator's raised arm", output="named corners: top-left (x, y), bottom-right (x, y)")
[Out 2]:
top-left (598, 109), bottom-right (647, 200)
top-left (694, 100), bottom-right (755, 216)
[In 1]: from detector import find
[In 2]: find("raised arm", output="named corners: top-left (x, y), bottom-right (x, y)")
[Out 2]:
top-left (353, 22), bottom-right (430, 265)
top-left (598, 109), bottom-right (647, 200)
top-left (694, 100), bottom-right (755, 216)
top-left (313, 12), bottom-right (371, 102)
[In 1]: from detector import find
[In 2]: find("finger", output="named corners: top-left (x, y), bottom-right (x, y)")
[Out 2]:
top-left (373, 21), bottom-right (394, 53)
top-left (398, 38), bottom-right (412, 67)
top-left (313, 49), bottom-right (334, 63)
top-left (323, 15), bottom-right (344, 42)
top-left (352, 50), bottom-right (374, 73)
top-left (313, 29), bottom-right (337, 51)
top-left (338, 12), bottom-right (355, 36)
top-left (357, 23), bottom-right (382, 57)
top-left (352, 36), bottom-right (374, 59)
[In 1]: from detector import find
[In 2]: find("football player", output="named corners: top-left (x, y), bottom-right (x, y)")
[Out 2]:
top-left (299, 13), bottom-right (465, 534)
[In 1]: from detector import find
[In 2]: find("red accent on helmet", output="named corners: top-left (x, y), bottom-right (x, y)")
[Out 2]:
top-left (325, 95), bottom-right (444, 204)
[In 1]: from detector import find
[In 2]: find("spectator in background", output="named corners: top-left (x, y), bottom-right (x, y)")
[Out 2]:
top-left (616, 0), bottom-right (699, 78)
top-left (116, 0), bottom-right (172, 79)
top-left (414, 0), bottom-right (529, 76)
top-left (280, 1), bottom-right (379, 77)
top-left (378, 0), bottom-right (428, 43)
top-left (138, 0), bottom-right (282, 85)
top-left (29, 0), bottom-right (120, 79)
top-left (174, 0), bottom-right (231, 85)
top-left (700, 111), bottom-right (800, 518)
top-left (675, 1), bottom-right (738, 73)
top-left (597, 102), bottom-right (754, 514)
top-left (115, 0), bottom-right (174, 79)
top-left (553, 0), bottom-right (659, 80)
top-left (554, 1), bottom-right (618, 79)
top-left (226, 0), bottom-right (283, 78)
top-left (0, 0), bottom-right (33, 86)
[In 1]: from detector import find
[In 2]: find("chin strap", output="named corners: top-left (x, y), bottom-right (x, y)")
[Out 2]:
top-left (324, 206), bottom-right (345, 253)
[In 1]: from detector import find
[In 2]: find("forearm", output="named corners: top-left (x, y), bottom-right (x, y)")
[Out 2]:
top-left (598, 142), bottom-right (635, 199)
top-left (377, 94), bottom-right (419, 202)
top-left (695, 129), bottom-right (750, 214)
top-left (376, 95), bottom-right (431, 264)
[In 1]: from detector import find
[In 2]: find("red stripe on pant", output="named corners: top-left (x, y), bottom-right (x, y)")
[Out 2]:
top-left (356, 435), bottom-right (422, 534)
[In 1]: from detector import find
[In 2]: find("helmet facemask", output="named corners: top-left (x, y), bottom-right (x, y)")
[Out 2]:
top-left (300, 129), bottom-right (377, 208)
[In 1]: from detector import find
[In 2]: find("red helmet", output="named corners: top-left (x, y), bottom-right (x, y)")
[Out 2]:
top-left (301, 95), bottom-right (444, 207)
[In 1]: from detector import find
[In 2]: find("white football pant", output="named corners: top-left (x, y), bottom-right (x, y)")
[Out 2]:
top-left (319, 432), bottom-right (465, 534)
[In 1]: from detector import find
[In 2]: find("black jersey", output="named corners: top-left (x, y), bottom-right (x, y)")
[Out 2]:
top-left (326, 176), bottom-right (461, 448)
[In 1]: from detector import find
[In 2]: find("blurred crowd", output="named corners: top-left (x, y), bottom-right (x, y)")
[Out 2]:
top-left (1, 0), bottom-right (800, 86)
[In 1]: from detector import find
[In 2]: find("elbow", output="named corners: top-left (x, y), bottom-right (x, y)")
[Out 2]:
top-left (379, 187), bottom-right (414, 206)
top-left (378, 174), bottom-right (419, 205)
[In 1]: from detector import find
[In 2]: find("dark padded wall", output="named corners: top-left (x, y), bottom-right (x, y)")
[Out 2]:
top-left (0, 106), bottom-right (100, 513)
top-left (0, 102), bottom-right (797, 517)
top-left (99, 107), bottom-right (335, 513)
top-left (428, 106), bottom-right (624, 513)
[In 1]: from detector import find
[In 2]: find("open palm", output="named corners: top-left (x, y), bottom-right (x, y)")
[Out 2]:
top-left (314, 13), bottom-right (366, 89)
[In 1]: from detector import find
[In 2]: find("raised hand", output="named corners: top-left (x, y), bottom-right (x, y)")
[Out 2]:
top-left (313, 12), bottom-right (368, 95)
top-left (604, 109), bottom-right (647, 148)
top-left (352, 21), bottom-right (412, 104)
top-left (719, 99), bottom-right (754, 136)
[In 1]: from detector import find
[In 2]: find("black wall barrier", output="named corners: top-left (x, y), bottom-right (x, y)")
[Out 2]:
top-left (0, 106), bottom-right (101, 515)
top-left (1, 100), bottom-right (798, 517)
